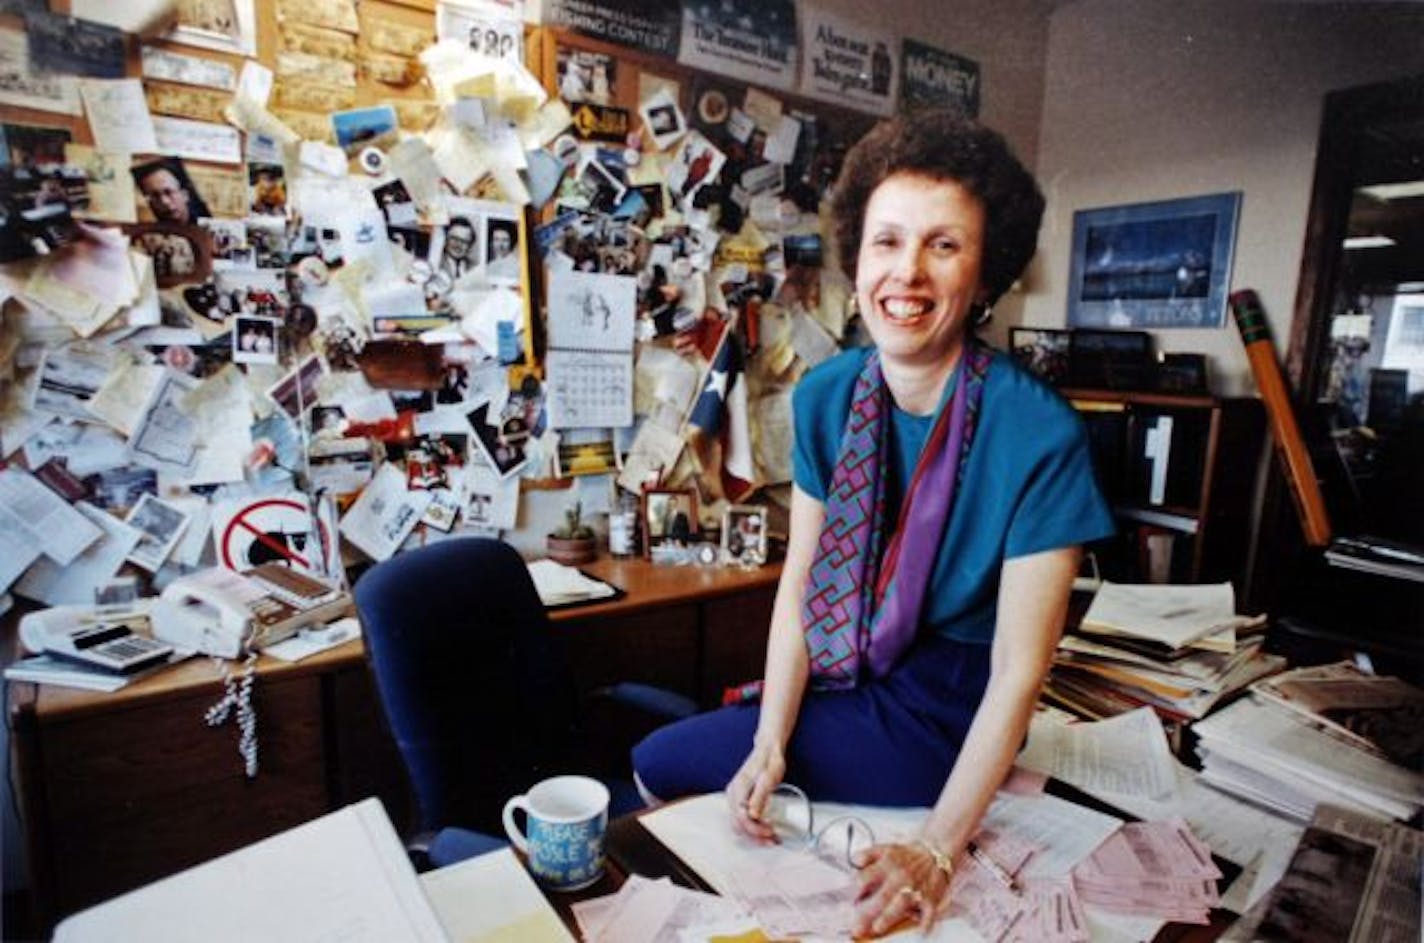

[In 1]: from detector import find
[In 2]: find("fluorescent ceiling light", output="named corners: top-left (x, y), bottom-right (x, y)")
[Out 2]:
top-left (1343, 234), bottom-right (1397, 249)
top-left (1358, 180), bottom-right (1424, 201)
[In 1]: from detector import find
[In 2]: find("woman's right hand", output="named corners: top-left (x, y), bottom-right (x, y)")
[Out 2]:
top-left (725, 740), bottom-right (787, 843)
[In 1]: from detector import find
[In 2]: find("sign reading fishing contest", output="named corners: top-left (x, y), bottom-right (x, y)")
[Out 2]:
top-left (798, 8), bottom-right (897, 118)
top-left (678, 0), bottom-right (798, 92)
top-left (900, 39), bottom-right (980, 117)
top-left (543, 0), bottom-right (682, 58)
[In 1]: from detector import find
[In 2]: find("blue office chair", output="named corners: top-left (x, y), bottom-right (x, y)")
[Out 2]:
top-left (355, 537), bottom-right (694, 868)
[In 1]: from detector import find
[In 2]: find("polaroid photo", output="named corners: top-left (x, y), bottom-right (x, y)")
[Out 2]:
top-left (247, 161), bottom-right (286, 216)
top-left (215, 268), bottom-right (287, 319)
top-left (639, 87), bottom-right (686, 152)
top-left (232, 314), bottom-right (279, 365)
top-left (266, 354), bottom-right (326, 418)
top-left (124, 492), bottom-right (191, 572)
top-left (666, 131), bottom-right (726, 210)
top-left (574, 155), bottom-right (627, 214)
top-left (331, 105), bottom-right (399, 156)
top-left (483, 209), bottom-right (521, 286)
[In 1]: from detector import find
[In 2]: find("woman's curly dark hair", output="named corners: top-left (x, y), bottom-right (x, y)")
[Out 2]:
top-left (829, 110), bottom-right (1044, 305)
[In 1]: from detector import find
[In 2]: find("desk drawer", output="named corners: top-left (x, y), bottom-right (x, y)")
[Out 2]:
top-left (33, 675), bottom-right (328, 919)
top-left (700, 589), bottom-right (775, 706)
top-left (559, 604), bottom-right (699, 696)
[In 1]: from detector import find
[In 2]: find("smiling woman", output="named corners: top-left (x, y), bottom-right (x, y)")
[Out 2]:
top-left (633, 110), bottom-right (1116, 938)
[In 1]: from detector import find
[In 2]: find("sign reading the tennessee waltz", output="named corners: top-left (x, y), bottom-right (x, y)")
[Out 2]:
top-left (544, 0), bottom-right (681, 58)
top-left (678, 0), bottom-right (797, 92)
top-left (797, 7), bottom-right (897, 117)
top-left (900, 39), bottom-right (980, 117)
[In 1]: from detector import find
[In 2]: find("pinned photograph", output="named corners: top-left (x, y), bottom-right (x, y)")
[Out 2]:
top-left (666, 131), bottom-right (726, 209)
top-left (467, 400), bottom-right (528, 480)
top-left (556, 46), bottom-right (615, 106)
top-left (267, 354), bottom-right (326, 418)
top-left (639, 87), bottom-right (686, 151)
top-left (233, 315), bottom-right (279, 365)
top-left (245, 216), bottom-right (287, 269)
top-left (573, 154), bottom-right (627, 214)
top-left (125, 493), bottom-right (191, 572)
top-left (484, 211), bottom-right (521, 285)
top-left (200, 218), bottom-right (250, 269)
top-left (125, 223), bottom-right (212, 289)
top-left (132, 157), bottom-right (211, 225)
top-left (373, 178), bottom-right (417, 227)
top-left (247, 161), bottom-right (286, 216)
top-left (330, 105), bottom-right (399, 156)
top-left (1, 123), bottom-right (71, 169)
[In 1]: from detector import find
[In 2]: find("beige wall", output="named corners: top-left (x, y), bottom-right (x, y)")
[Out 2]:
top-left (1005, 0), bottom-right (1424, 395)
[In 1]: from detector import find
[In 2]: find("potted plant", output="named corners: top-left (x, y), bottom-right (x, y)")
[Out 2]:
top-left (546, 501), bottom-right (597, 565)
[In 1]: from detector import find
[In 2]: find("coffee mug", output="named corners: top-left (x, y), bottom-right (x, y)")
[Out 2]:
top-left (502, 775), bottom-right (609, 891)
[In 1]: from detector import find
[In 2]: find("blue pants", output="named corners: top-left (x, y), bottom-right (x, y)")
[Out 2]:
top-left (632, 636), bottom-right (992, 805)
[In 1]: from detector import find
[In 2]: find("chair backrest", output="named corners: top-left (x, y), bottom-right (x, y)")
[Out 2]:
top-left (354, 537), bottom-right (575, 835)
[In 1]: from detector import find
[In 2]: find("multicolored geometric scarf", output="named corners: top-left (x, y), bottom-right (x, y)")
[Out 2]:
top-left (724, 340), bottom-right (992, 704)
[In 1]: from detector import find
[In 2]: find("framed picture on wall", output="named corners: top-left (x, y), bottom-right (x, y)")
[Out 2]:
top-left (1067, 191), bottom-right (1241, 330)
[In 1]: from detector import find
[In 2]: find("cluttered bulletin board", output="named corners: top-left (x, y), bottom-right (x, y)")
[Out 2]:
top-left (0, 0), bottom-right (907, 611)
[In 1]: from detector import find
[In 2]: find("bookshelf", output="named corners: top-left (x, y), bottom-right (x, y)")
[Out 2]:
top-left (1063, 388), bottom-right (1266, 589)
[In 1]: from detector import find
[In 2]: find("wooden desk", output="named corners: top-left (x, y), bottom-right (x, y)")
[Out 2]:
top-left (6, 556), bottom-right (780, 929)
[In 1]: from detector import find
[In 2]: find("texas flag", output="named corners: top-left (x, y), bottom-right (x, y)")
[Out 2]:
top-left (687, 320), bottom-right (755, 494)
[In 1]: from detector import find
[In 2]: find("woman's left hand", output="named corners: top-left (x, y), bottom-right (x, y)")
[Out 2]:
top-left (852, 841), bottom-right (952, 938)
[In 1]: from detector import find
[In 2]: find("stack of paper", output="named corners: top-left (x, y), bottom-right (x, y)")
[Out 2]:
top-left (1045, 581), bottom-right (1281, 724)
top-left (1193, 697), bottom-right (1424, 822)
top-left (1079, 581), bottom-right (1263, 654)
top-left (1071, 819), bottom-right (1221, 924)
top-left (1049, 630), bottom-right (1284, 721)
top-left (526, 558), bottom-right (617, 606)
top-left (572, 874), bottom-right (751, 942)
top-left (1249, 660), bottom-right (1424, 768)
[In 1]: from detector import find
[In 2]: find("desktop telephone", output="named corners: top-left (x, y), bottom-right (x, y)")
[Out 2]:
top-left (151, 564), bottom-right (350, 659)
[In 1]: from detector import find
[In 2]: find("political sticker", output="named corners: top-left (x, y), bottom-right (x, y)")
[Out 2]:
top-left (900, 39), bottom-right (979, 117)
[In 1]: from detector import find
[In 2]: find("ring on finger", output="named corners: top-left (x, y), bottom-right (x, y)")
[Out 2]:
top-left (896, 886), bottom-right (926, 909)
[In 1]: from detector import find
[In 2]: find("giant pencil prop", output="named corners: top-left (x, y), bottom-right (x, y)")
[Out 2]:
top-left (1228, 289), bottom-right (1332, 547)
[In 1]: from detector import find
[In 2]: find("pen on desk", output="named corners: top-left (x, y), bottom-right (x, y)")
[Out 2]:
top-left (967, 842), bottom-right (1019, 894)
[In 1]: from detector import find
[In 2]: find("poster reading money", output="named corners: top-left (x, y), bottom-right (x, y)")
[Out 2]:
top-left (678, 0), bottom-right (796, 91)
top-left (544, 0), bottom-right (681, 58)
top-left (797, 8), bottom-right (897, 117)
top-left (900, 39), bottom-right (980, 117)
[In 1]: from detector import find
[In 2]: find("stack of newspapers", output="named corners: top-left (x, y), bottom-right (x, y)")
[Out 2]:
top-left (1045, 582), bottom-right (1284, 724)
top-left (1193, 663), bottom-right (1424, 823)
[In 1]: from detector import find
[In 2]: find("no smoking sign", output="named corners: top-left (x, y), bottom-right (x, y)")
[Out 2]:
top-left (214, 495), bottom-right (334, 575)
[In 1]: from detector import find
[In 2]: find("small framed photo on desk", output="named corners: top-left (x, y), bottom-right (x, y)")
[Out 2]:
top-left (643, 487), bottom-right (697, 558)
top-left (722, 504), bottom-right (767, 566)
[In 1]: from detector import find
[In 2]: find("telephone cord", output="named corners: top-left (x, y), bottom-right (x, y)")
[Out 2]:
top-left (205, 653), bottom-right (260, 778)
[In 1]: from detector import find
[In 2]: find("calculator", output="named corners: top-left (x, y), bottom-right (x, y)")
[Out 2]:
top-left (50, 623), bottom-right (176, 675)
